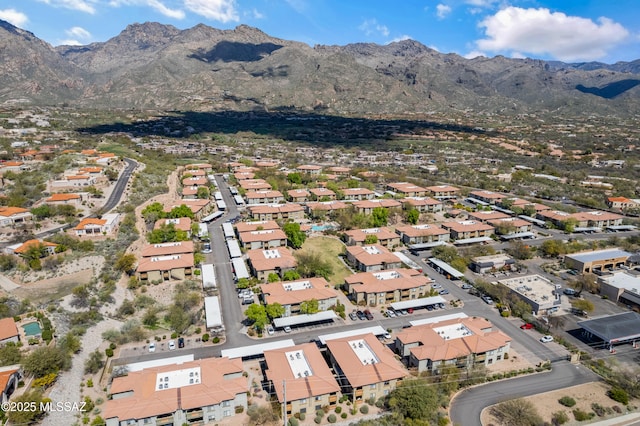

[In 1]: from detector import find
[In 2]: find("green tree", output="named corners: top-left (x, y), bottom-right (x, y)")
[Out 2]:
top-left (165, 305), bottom-right (193, 333)
top-left (569, 273), bottom-right (598, 296)
top-left (364, 234), bottom-right (378, 245)
top-left (265, 303), bottom-right (285, 320)
top-left (141, 202), bottom-right (165, 224)
top-left (371, 207), bottom-right (389, 227)
top-left (84, 349), bottom-right (105, 374)
top-left (572, 299), bottom-right (595, 313)
top-left (405, 208), bottom-right (420, 225)
top-left (295, 251), bottom-right (333, 280)
top-left (58, 332), bottom-right (81, 355)
top-left (287, 172), bottom-right (302, 184)
top-left (0, 342), bottom-right (22, 366)
top-left (22, 346), bottom-right (69, 378)
top-left (168, 204), bottom-right (194, 220)
top-left (7, 390), bottom-right (45, 424)
top-left (282, 270), bottom-right (301, 281)
top-left (432, 245), bottom-right (460, 263)
top-left (0, 254), bottom-right (16, 271)
top-left (147, 223), bottom-right (189, 243)
top-left (300, 299), bottom-right (319, 314)
top-left (561, 217), bottom-right (578, 233)
top-left (506, 241), bottom-right (534, 260)
top-left (245, 304), bottom-right (268, 331)
top-left (283, 222), bottom-right (307, 249)
top-left (196, 186), bottom-right (210, 199)
top-left (539, 239), bottom-right (567, 258)
top-left (114, 253), bottom-right (137, 274)
top-left (267, 272), bottom-right (280, 283)
top-left (387, 378), bottom-right (439, 421)
top-left (71, 284), bottom-right (92, 308)
top-left (30, 204), bottom-right (54, 220)
top-left (489, 398), bottom-right (543, 426)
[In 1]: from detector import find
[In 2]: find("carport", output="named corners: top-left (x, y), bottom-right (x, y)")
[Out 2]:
top-left (577, 311), bottom-right (640, 347)
top-left (273, 311), bottom-right (338, 329)
top-left (390, 296), bottom-right (446, 311)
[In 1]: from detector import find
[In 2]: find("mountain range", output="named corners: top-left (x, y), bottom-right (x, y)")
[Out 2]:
top-left (1, 19), bottom-right (639, 117)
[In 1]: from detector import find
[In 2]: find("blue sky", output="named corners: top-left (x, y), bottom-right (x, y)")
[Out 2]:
top-left (2, 0), bottom-right (639, 63)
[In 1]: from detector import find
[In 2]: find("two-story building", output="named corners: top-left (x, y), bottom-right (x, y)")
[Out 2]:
top-left (343, 188), bottom-right (375, 201)
top-left (403, 197), bottom-right (443, 213)
top-left (247, 248), bottom-right (297, 281)
top-left (326, 333), bottom-right (408, 403)
top-left (137, 241), bottom-right (195, 282)
top-left (344, 269), bottom-right (432, 306)
top-left (245, 190), bottom-right (285, 205)
top-left (264, 343), bottom-right (340, 418)
top-left (351, 199), bottom-right (402, 215)
top-left (259, 278), bottom-right (337, 316)
top-left (440, 220), bottom-right (495, 242)
top-left (104, 357), bottom-right (249, 426)
top-left (248, 204), bottom-right (305, 221)
top-left (309, 188), bottom-right (336, 201)
top-left (74, 213), bottom-right (121, 236)
top-left (425, 185), bottom-right (459, 200)
top-left (346, 245), bottom-right (402, 272)
top-left (386, 182), bottom-right (427, 197)
top-left (395, 317), bottom-right (511, 373)
top-left (344, 227), bottom-right (400, 248)
top-left (239, 228), bottom-right (288, 250)
top-left (395, 224), bottom-right (450, 247)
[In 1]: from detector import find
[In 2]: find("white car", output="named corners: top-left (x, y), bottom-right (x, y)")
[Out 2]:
top-left (540, 335), bottom-right (553, 343)
top-left (283, 326), bottom-right (292, 333)
top-left (432, 283), bottom-right (442, 289)
top-left (267, 325), bottom-right (275, 335)
top-left (168, 340), bottom-right (176, 350)
top-left (383, 332), bottom-right (391, 340)
top-left (148, 342), bottom-right (156, 352)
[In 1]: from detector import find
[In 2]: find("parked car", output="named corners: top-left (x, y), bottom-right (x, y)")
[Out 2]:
top-left (520, 323), bottom-right (535, 330)
top-left (439, 289), bottom-right (450, 295)
top-left (383, 331), bottom-right (391, 340)
top-left (540, 335), bottom-right (553, 343)
top-left (349, 311), bottom-right (358, 321)
top-left (364, 310), bottom-right (374, 320)
top-left (398, 309), bottom-right (408, 316)
top-left (178, 337), bottom-right (185, 348)
top-left (267, 325), bottom-right (275, 335)
top-left (356, 310), bottom-right (366, 320)
top-left (426, 305), bottom-right (434, 311)
top-left (563, 288), bottom-right (576, 296)
top-left (202, 243), bottom-right (212, 254)
top-left (461, 283), bottom-right (473, 290)
top-left (481, 295), bottom-right (494, 305)
top-left (283, 326), bottom-right (292, 333)
top-left (385, 309), bottom-right (397, 318)
top-left (407, 308), bottom-right (414, 314)
top-left (432, 283), bottom-right (442, 289)
top-left (168, 340), bottom-right (176, 350)
top-left (148, 342), bottom-right (156, 353)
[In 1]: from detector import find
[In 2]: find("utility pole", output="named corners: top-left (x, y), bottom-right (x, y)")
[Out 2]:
top-left (283, 379), bottom-right (286, 426)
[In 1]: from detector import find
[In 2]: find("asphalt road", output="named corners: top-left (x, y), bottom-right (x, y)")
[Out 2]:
top-left (101, 157), bottom-right (138, 213)
top-left (450, 361), bottom-right (598, 426)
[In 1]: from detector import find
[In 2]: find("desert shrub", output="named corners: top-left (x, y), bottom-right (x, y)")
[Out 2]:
top-left (591, 403), bottom-right (606, 417)
top-left (558, 396), bottom-right (576, 407)
top-left (235, 406), bottom-right (243, 414)
top-left (360, 405), bottom-right (369, 414)
top-left (552, 411), bottom-right (569, 425)
top-left (202, 334), bottom-right (209, 342)
top-left (212, 336), bottom-right (220, 344)
top-left (104, 348), bottom-right (114, 357)
top-left (437, 416), bottom-right (450, 426)
top-left (316, 410), bottom-right (324, 418)
top-left (341, 412), bottom-right (347, 419)
top-left (299, 413), bottom-right (305, 420)
top-left (288, 417), bottom-right (299, 426)
top-left (327, 414), bottom-right (336, 423)
top-left (612, 405), bottom-right (622, 413)
top-left (335, 406), bottom-right (341, 414)
top-left (314, 416), bottom-right (322, 424)
top-left (608, 387), bottom-right (629, 405)
top-left (572, 408), bottom-right (595, 421)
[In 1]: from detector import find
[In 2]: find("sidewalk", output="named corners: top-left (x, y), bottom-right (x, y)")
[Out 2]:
top-left (589, 412), bottom-right (640, 426)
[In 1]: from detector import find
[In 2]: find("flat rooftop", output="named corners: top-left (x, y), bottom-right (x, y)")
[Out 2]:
top-left (578, 312), bottom-right (640, 343)
top-left (348, 339), bottom-right (380, 366)
top-left (566, 248), bottom-right (632, 263)
top-left (498, 274), bottom-right (558, 305)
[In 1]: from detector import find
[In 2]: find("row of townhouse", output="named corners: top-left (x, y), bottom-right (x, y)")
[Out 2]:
top-left (95, 311), bottom-right (516, 425)
top-left (136, 241), bottom-right (195, 283)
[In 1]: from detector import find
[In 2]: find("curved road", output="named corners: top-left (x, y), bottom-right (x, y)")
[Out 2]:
top-left (450, 361), bottom-right (598, 426)
top-left (101, 157), bottom-right (138, 213)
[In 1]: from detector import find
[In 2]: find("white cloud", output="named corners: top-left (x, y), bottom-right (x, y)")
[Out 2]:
top-left (36, 0), bottom-right (97, 14)
top-left (476, 7), bottom-right (630, 61)
top-left (184, 0), bottom-right (239, 22)
top-left (387, 35), bottom-right (412, 44)
top-left (108, 0), bottom-right (184, 19)
top-left (464, 50), bottom-right (486, 59)
top-left (285, 0), bottom-right (307, 14)
top-left (59, 39), bottom-right (83, 46)
top-left (436, 4), bottom-right (451, 20)
top-left (66, 26), bottom-right (91, 40)
top-left (0, 9), bottom-right (29, 27)
top-left (358, 19), bottom-right (389, 37)
top-left (248, 8), bottom-right (264, 19)
top-left (465, 0), bottom-right (496, 7)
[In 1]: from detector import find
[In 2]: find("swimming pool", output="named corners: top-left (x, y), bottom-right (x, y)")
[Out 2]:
top-left (22, 322), bottom-right (42, 337)
top-left (311, 224), bottom-right (335, 232)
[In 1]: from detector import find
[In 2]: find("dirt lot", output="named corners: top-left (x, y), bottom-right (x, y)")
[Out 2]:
top-left (482, 381), bottom-right (638, 425)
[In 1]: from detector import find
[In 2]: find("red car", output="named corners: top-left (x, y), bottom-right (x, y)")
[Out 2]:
top-left (520, 323), bottom-right (535, 330)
